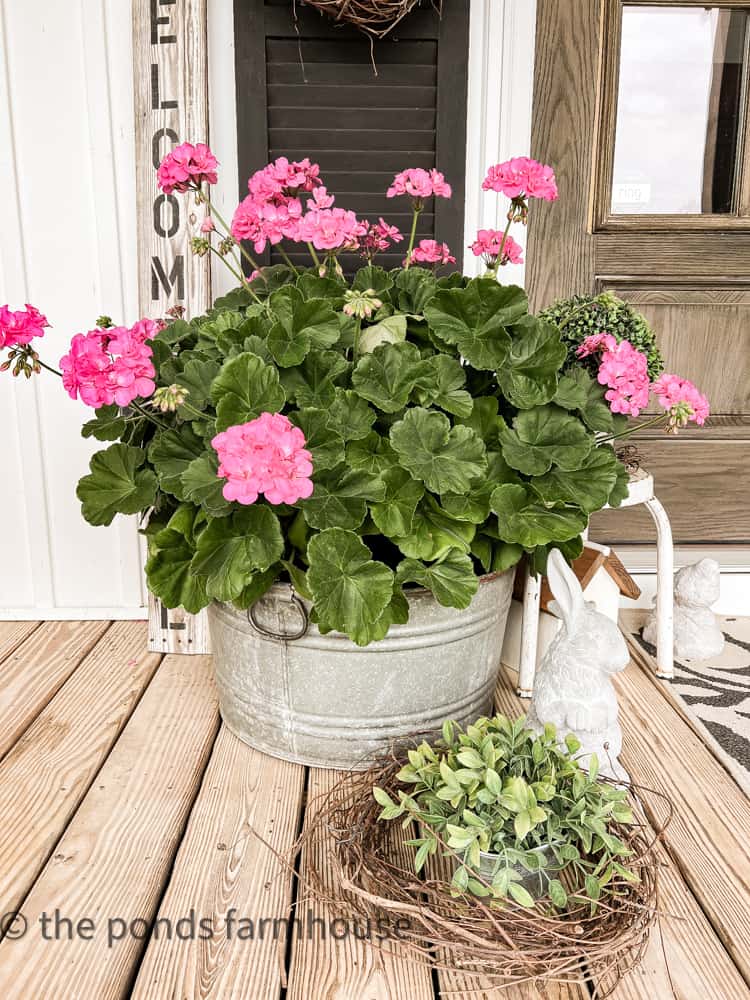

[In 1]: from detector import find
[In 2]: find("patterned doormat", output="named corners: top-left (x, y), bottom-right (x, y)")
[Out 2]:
top-left (623, 612), bottom-right (750, 797)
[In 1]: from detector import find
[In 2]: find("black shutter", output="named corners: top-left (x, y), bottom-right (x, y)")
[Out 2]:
top-left (233, 0), bottom-right (469, 271)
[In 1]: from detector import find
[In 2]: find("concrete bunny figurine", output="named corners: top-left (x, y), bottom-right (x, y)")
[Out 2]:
top-left (525, 549), bottom-right (630, 783)
top-left (643, 558), bottom-right (724, 661)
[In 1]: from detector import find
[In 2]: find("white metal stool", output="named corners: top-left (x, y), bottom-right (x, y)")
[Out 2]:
top-left (516, 470), bottom-right (674, 696)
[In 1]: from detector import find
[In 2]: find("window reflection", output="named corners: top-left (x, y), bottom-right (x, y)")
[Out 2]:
top-left (611, 6), bottom-right (748, 214)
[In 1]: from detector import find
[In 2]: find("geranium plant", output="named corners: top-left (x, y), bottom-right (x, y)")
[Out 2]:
top-left (374, 714), bottom-right (636, 909)
top-left (0, 148), bottom-right (709, 645)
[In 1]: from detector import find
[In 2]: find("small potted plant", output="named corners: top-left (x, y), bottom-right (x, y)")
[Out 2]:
top-left (374, 714), bottom-right (636, 908)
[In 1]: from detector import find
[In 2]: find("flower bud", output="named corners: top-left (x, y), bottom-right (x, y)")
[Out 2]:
top-left (96, 315), bottom-right (114, 329)
top-left (152, 383), bottom-right (189, 413)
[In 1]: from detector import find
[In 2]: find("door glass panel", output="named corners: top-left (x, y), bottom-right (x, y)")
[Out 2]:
top-left (611, 6), bottom-right (749, 214)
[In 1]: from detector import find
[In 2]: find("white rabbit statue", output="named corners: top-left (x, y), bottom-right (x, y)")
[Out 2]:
top-left (525, 549), bottom-right (631, 783)
top-left (643, 558), bottom-right (724, 661)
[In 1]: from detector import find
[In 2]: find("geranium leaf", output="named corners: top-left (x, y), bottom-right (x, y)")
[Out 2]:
top-left (176, 357), bottom-right (221, 414)
top-left (269, 286), bottom-right (341, 349)
top-left (289, 408), bottom-right (345, 471)
top-left (370, 467), bottom-right (424, 537)
top-left (440, 454), bottom-right (516, 523)
top-left (232, 564), bottom-right (281, 610)
top-left (306, 528), bottom-right (395, 639)
top-left (280, 349), bottom-right (349, 408)
top-left (413, 355), bottom-right (473, 418)
top-left (490, 483), bottom-right (588, 548)
top-left (608, 457), bottom-right (630, 508)
top-left (346, 432), bottom-right (398, 475)
top-left (553, 368), bottom-right (627, 435)
top-left (211, 351), bottom-right (286, 431)
top-left (77, 444), bottom-right (157, 527)
top-left (267, 322), bottom-right (311, 367)
top-left (500, 405), bottom-right (594, 476)
top-left (393, 266), bottom-right (437, 313)
top-left (326, 388), bottom-right (376, 441)
top-left (455, 395), bottom-right (501, 446)
top-left (396, 548), bottom-right (479, 609)
top-left (390, 407), bottom-right (487, 494)
top-left (353, 265), bottom-right (394, 296)
top-left (348, 587), bottom-right (409, 646)
top-left (496, 316), bottom-right (567, 408)
top-left (145, 506), bottom-right (209, 614)
top-left (148, 425), bottom-right (204, 499)
top-left (301, 464), bottom-right (385, 530)
top-left (393, 495), bottom-right (475, 560)
top-left (296, 272), bottom-right (346, 308)
top-left (191, 506), bottom-right (285, 601)
top-left (181, 452), bottom-right (232, 517)
top-left (81, 404), bottom-right (127, 442)
top-left (359, 314), bottom-right (407, 354)
top-left (351, 341), bottom-right (424, 413)
top-left (531, 446), bottom-right (623, 514)
top-left (424, 279), bottom-right (527, 371)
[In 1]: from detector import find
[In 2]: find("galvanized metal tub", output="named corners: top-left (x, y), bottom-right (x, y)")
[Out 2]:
top-left (207, 570), bottom-right (514, 769)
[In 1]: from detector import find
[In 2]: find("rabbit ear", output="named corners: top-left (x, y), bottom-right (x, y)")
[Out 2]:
top-left (546, 548), bottom-right (585, 632)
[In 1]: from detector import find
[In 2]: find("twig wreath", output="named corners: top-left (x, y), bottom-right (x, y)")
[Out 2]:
top-left (294, 749), bottom-right (670, 995)
top-left (298, 0), bottom-right (441, 38)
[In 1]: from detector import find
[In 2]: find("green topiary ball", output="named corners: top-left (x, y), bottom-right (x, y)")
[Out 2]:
top-left (540, 292), bottom-right (664, 380)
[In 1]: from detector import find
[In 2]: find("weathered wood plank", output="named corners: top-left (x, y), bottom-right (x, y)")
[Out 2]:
top-left (0, 621), bottom-right (40, 662)
top-left (497, 665), bottom-right (749, 1000)
top-left (0, 621), bottom-right (160, 921)
top-left (0, 653), bottom-right (220, 999)
top-left (0, 619), bottom-right (110, 760)
top-left (614, 663), bottom-right (750, 986)
top-left (287, 768), bottom-right (435, 1000)
top-left (132, 726), bottom-right (305, 999)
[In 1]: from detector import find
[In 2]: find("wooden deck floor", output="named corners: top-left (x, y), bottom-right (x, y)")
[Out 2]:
top-left (0, 620), bottom-right (748, 999)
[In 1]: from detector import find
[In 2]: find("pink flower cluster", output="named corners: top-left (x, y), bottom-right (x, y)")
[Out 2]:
top-left (298, 205), bottom-right (367, 252)
top-left (387, 168), bottom-right (452, 201)
top-left (408, 239), bottom-right (456, 266)
top-left (156, 142), bottom-right (219, 195)
top-left (0, 304), bottom-right (49, 349)
top-left (482, 157), bottom-right (558, 202)
top-left (577, 333), bottom-right (650, 417)
top-left (653, 373), bottom-right (710, 427)
top-left (360, 218), bottom-right (403, 258)
top-left (469, 230), bottom-right (524, 265)
top-left (212, 412), bottom-right (314, 505)
top-left (60, 318), bottom-right (160, 408)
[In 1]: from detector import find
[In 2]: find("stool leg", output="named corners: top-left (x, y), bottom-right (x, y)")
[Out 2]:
top-left (517, 566), bottom-right (541, 698)
top-left (645, 495), bottom-right (674, 680)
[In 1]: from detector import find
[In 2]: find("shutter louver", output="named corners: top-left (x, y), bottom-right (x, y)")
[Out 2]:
top-left (234, 0), bottom-right (469, 272)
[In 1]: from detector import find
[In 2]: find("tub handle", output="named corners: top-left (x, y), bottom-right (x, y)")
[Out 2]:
top-left (247, 591), bottom-right (309, 641)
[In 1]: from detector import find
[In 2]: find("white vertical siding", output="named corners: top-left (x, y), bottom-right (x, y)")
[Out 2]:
top-left (0, 0), bottom-right (146, 618)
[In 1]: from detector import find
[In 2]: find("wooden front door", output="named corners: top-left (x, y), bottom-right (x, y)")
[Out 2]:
top-left (526, 0), bottom-right (750, 549)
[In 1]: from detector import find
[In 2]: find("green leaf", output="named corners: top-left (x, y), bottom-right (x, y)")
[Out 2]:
top-left (148, 425), bottom-right (204, 499)
top-left (608, 458), bottom-right (630, 509)
top-left (296, 272), bottom-right (346, 307)
top-left (353, 264), bottom-right (394, 296)
top-left (585, 875), bottom-right (602, 901)
top-left (326, 388), bottom-right (376, 441)
top-left (424, 279), bottom-right (527, 370)
top-left (176, 357), bottom-right (221, 414)
top-left (500, 405), bottom-right (594, 476)
top-left (191, 507), bottom-right (285, 601)
top-left (145, 506), bottom-right (209, 613)
top-left (280, 349), bottom-right (349, 408)
top-left (553, 368), bottom-right (626, 435)
top-left (514, 810), bottom-right (532, 841)
top-left (390, 408), bottom-right (487, 494)
top-left (211, 352), bottom-right (285, 431)
top-left (370, 467), bottom-right (424, 537)
top-left (346, 432), bottom-right (398, 475)
top-left (455, 395), bottom-right (501, 447)
top-left (396, 549), bottom-right (478, 609)
top-left (301, 464), bottom-right (385, 530)
top-left (393, 266), bottom-right (437, 314)
top-left (548, 879), bottom-right (568, 908)
top-left (266, 286), bottom-right (340, 367)
top-left (491, 483), bottom-right (588, 548)
top-left (290, 408), bottom-right (346, 471)
top-left (508, 882), bottom-right (535, 908)
top-left (359, 314), bottom-right (407, 354)
top-left (233, 564), bottom-right (281, 610)
top-left (373, 786), bottom-right (395, 808)
top-left (496, 316), bottom-right (567, 408)
top-left (306, 528), bottom-right (394, 638)
top-left (181, 452), bottom-right (232, 517)
top-left (351, 341), bottom-right (424, 413)
top-left (81, 404), bottom-right (127, 442)
top-left (77, 444), bottom-right (157, 526)
top-left (531, 445), bottom-right (623, 515)
top-left (413, 355), bottom-right (473, 417)
top-left (394, 495), bottom-right (475, 560)
top-left (441, 453), bottom-right (517, 524)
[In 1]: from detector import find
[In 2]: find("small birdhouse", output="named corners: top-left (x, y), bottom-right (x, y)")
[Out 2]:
top-left (501, 542), bottom-right (640, 673)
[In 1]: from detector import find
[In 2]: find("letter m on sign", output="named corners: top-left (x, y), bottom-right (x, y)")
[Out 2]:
top-left (151, 255), bottom-right (185, 301)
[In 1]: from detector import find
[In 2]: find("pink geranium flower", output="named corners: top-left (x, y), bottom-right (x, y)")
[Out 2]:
top-left (60, 319), bottom-right (157, 408)
top-left (576, 333), bottom-right (650, 417)
top-left (652, 373), bottom-right (710, 428)
top-left (360, 218), bottom-right (403, 258)
top-left (297, 206), bottom-right (367, 252)
top-left (482, 156), bottom-right (558, 202)
top-left (156, 142), bottom-right (219, 194)
top-left (469, 230), bottom-right (524, 266)
top-left (0, 303), bottom-right (50, 348)
top-left (212, 412), bottom-right (314, 505)
top-left (387, 168), bottom-right (452, 201)
top-left (576, 332), bottom-right (617, 358)
top-left (408, 239), bottom-right (456, 266)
